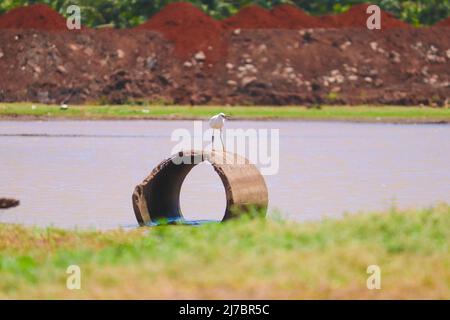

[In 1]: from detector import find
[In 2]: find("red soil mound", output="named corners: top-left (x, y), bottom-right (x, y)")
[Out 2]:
top-left (0, 4), bottom-right (67, 31)
top-left (222, 5), bottom-right (283, 29)
top-left (270, 4), bottom-right (326, 29)
top-left (320, 3), bottom-right (409, 29)
top-left (136, 2), bottom-right (225, 63)
top-left (436, 17), bottom-right (450, 27)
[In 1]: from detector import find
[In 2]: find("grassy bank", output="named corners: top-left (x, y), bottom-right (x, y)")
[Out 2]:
top-left (0, 204), bottom-right (449, 299)
top-left (1, 103), bottom-right (450, 123)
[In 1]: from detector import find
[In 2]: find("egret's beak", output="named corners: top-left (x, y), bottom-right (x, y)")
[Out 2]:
top-left (224, 115), bottom-right (231, 120)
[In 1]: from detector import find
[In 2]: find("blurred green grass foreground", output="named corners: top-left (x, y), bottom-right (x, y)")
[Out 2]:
top-left (0, 204), bottom-right (449, 299)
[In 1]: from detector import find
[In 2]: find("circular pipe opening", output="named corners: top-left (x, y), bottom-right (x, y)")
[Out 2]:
top-left (133, 150), bottom-right (268, 226)
top-left (180, 162), bottom-right (227, 222)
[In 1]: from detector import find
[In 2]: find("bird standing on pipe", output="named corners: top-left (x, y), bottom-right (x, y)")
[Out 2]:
top-left (209, 113), bottom-right (228, 151)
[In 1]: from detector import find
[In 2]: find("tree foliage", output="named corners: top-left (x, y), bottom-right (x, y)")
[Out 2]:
top-left (0, 0), bottom-right (448, 27)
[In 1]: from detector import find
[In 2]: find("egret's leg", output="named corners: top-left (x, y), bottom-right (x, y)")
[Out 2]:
top-left (211, 129), bottom-right (215, 151)
top-left (220, 128), bottom-right (225, 152)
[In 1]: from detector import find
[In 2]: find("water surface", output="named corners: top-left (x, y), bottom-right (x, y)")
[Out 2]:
top-left (0, 120), bottom-right (449, 229)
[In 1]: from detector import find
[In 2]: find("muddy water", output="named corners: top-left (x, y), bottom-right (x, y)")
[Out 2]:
top-left (0, 120), bottom-right (449, 229)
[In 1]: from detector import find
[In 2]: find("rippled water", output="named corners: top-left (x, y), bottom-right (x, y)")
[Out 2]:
top-left (0, 120), bottom-right (449, 229)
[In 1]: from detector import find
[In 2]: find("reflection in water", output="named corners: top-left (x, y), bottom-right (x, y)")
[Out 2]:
top-left (0, 120), bottom-right (449, 229)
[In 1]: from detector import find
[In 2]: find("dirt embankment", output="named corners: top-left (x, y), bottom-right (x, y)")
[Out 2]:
top-left (0, 3), bottom-right (449, 106)
top-left (436, 17), bottom-right (450, 27)
top-left (0, 4), bottom-right (67, 31)
top-left (135, 2), bottom-right (226, 64)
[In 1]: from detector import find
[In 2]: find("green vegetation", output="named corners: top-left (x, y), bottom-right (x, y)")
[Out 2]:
top-left (0, 204), bottom-right (449, 299)
top-left (0, 0), bottom-right (449, 27)
top-left (1, 103), bottom-right (449, 123)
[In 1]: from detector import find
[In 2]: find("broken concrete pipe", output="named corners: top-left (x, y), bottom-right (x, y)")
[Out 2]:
top-left (0, 198), bottom-right (20, 209)
top-left (132, 150), bottom-right (268, 225)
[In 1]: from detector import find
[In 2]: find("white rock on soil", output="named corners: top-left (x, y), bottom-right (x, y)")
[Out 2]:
top-left (336, 75), bottom-right (344, 84)
top-left (370, 42), bottom-right (378, 51)
top-left (390, 51), bottom-right (401, 63)
top-left (284, 67), bottom-right (294, 74)
top-left (117, 49), bottom-right (125, 58)
top-left (245, 64), bottom-right (257, 73)
top-left (57, 65), bottom-right (67, 74)
top-left (256, 44), bottom-right (267, 53)
top-left (69, 44), bottom-right (79, 51)
top-left (241, 76), bottom-right (256, 86)
top-left (194, 51), bottom-right (206, 61)
top-left (340, 41), bottom-right (352, 50)
top-left (84, 47), bottom-right (94, 56)
top-left (331, 86), bottom-right (341, 93)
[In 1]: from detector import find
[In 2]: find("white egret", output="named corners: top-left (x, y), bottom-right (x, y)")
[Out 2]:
top-left (209, 113), bottom-right (228, 151)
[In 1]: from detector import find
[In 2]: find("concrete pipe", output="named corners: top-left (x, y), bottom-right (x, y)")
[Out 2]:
top-left (132, 150), bottom-right (268, 225)
top-left (0, 198), bottom-right (20, 209)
